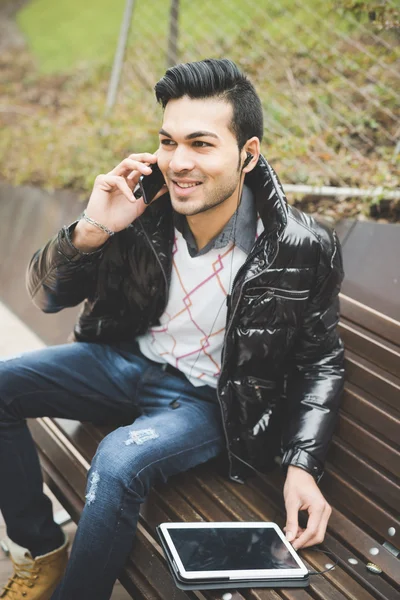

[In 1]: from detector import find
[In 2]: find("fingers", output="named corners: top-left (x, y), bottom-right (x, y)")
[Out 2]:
top-left (96, 174), bottom-right (135, 204)
top-left (128, 152), bottom-right (158, 163)
top-left (295, 527), bottom-right (306, 539)
top-left (283, 525), bottom-right (305, 539)
top-left (284, 495), bottom-right (300, 543)
top-left (110, 158), bottom-right (153, 179)
top-left (292, 502), bottom-right (331, 550)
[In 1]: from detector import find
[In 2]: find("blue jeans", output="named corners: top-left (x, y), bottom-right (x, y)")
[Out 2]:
top-left (0, 341), bottom-right (225, 599)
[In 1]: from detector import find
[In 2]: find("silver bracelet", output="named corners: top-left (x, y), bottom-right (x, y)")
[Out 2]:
top-left (82, 211), bottom-right (115, 236)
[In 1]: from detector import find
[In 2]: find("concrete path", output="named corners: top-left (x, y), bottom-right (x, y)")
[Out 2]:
top-left (0, 300), bottom-right (45, 358)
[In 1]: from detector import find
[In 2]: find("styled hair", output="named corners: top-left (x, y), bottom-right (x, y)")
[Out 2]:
top-left (154, 58), bottom-right (263, 151)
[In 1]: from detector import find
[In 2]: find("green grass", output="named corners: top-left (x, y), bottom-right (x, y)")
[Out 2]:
top-left (0, 0), bottom-right (398, 198)
top-left (17, 0), bottom-right (360, 75)
top-left (17, 0), bottom-right (127, 73)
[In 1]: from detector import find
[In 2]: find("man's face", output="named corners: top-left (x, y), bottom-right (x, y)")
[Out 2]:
top-left (157, 96), bottom-right (242, 216)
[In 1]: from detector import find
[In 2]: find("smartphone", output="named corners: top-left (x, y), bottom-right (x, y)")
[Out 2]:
top-left (133, 162), bottom-right (166, 204)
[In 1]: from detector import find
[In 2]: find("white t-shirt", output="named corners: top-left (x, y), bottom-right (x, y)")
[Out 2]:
top-left (137, 215), bottom-right (264, 388)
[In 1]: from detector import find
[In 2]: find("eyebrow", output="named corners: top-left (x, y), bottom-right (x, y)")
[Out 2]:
top-left (159, 128), bottom-right (220, 140)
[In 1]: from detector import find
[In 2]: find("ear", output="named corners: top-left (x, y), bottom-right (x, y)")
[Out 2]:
top-left (242, 136), bottom-right (260, 173)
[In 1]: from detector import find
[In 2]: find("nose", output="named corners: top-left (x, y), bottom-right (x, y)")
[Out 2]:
top-left (169, 147), bottom-right (195, 174)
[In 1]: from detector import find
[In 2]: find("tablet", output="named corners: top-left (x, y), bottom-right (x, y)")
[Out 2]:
top-left (158, 522), bottom-right (308, 581)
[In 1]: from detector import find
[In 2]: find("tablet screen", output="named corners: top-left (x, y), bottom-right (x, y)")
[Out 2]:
top-left (168, 526), bottom-right (299, 572)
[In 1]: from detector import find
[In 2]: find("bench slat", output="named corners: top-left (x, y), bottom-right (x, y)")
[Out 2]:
top-left (36, 448), bottom-right (84, 524)
top-left (55, 419), bottom-right (100, 457)
top-left (344, 352), bottom-right (400, 414)
top-left (320, 536), bottom-right (400, 600)
top-left (328, 439), bottom-right (399, 513)
top-left (247, 589), bottom-right (306, 600)
top-left (314, 504), bottom-right (399, 587)
top-left (339, 295), bottom-right (400, 346)
top-left (322, 466), bottom-right (400, 547)
top-left (167, 478), bottom-right (229, 522)
top-left (339, 321), bottom-right (400, 377)
top-left (336, 414), bottom-right (400, 478)
top-left (28, 419), bottom-right (87, 497)
top-left (341, 384), bottom-right (400, 445)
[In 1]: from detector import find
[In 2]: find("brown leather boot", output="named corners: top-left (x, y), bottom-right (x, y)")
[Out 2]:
top-left (0, 533), bottom-right (69, 599)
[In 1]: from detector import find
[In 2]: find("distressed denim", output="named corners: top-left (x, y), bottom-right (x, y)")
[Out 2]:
top-left (0, 341), bottom-right (225, 599)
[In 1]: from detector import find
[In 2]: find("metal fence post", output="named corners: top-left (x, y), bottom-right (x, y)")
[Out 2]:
top-left (104, 0), bottom-right (136, 117)
top-left (167, 0), bottom-right (180, 68)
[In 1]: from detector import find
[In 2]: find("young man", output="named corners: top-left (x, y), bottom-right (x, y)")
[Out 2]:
top-left (0, 58), bottom-right (344, 599)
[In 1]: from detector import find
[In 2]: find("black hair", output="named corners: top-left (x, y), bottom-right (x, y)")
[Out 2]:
top-left (154, 58), bottom-right (263, 152)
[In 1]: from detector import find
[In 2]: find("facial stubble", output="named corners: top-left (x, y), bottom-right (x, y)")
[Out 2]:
top-left (171, 169), bottom-right (241, 217)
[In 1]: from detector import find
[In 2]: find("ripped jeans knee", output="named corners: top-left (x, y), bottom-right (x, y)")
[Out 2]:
top-left (84, 425), bottom-right (162, 508)
top-left (85, 470), bottom-right (100, 506)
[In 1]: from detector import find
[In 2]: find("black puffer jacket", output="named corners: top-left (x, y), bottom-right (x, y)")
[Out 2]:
top-left (27, 155), bottom-right (345, 484)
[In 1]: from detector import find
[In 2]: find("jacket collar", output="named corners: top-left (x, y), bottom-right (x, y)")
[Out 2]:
top-left (244, 154), bottom-right (288, 238)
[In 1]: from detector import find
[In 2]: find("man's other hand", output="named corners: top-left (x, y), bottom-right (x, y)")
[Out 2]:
top-left (283, 465), bottom-right (332, 550)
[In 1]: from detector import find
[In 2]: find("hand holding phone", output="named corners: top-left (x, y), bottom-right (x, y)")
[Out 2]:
top-left (77, 153), bottom-right (167, 249)
top-left (133, 162), bottom-right (167, 205)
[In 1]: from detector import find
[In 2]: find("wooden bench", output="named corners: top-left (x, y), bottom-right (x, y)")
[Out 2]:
top-left (27, 292), bottom-right (400, 600)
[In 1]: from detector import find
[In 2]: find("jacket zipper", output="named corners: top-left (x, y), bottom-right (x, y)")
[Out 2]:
top-left (263, 287), bottom-right (309, 300)
top-left (217, 239), bottom-right (268, 480)
top-left (137, 218), bottom-right (246, 477)
top-left (138, 222), bottom-right (279, 482)
top-left (218, 236), bottom-right (280, 481)
top-left (221, 235), bottom-right (279, 366)
top-left (220, 239), bottom-right (265, 366)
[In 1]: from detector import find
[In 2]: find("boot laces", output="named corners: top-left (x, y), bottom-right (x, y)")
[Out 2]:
top-left (1, 556), bottom-right (40, 598)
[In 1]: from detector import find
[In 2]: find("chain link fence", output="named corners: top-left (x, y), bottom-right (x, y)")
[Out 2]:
top-left (112, 0), bottom-right (399, 191)
top-left (1, 0), bottom-right (398, 198)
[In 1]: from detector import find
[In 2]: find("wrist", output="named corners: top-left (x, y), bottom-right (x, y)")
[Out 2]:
top-left (72, 219), bottom-right (110, 252)
top-left (282, 448), bottom-right (324, 483)
top-left (82, 211), bottom-right (115, 237)
top-left (287, 465), bottom-right (315, 480)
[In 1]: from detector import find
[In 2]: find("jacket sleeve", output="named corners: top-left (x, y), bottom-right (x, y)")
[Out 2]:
top-left (26, 221), bottom-right (109, 313)
top-left (281, 228), bottom-right (345, 483)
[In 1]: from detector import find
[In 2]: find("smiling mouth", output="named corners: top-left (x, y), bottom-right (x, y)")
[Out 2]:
top-left (173, 181), bottom-right (202, 189)
top-left (171, 181), bottom-right (203, 196)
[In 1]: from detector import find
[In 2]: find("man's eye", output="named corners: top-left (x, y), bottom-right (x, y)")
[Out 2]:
top-left (160, 140), bottom-right (211, 148)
